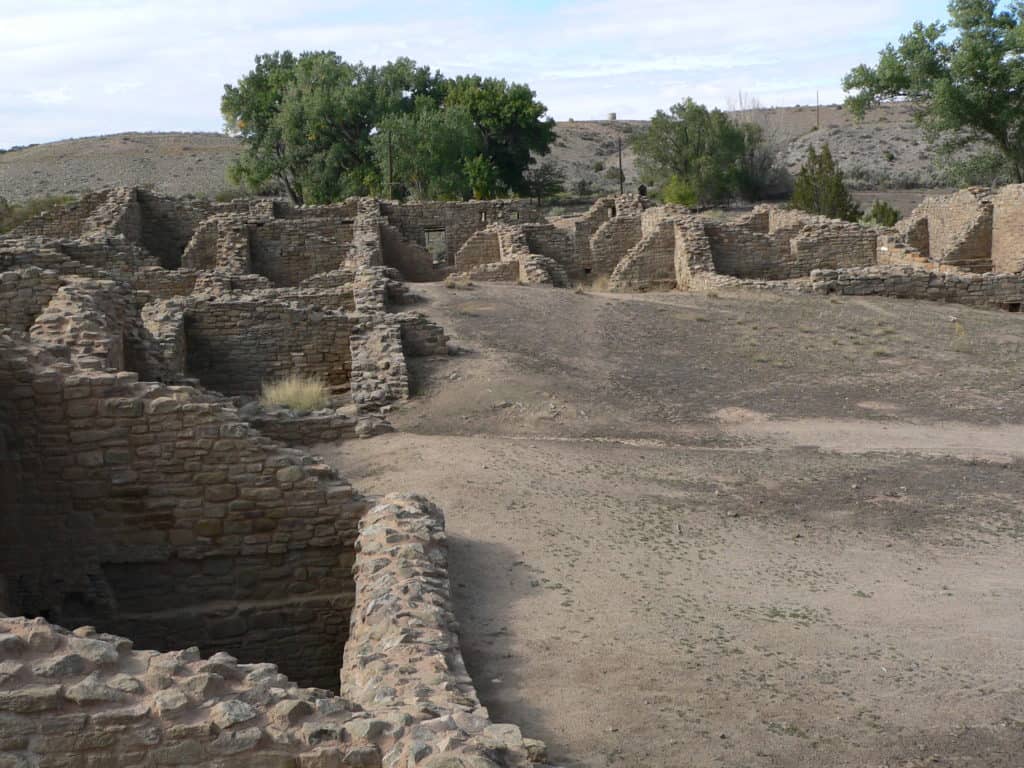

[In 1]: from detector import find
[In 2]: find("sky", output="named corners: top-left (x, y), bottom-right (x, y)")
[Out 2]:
top-left (0, 0), bottom-right (949, 149)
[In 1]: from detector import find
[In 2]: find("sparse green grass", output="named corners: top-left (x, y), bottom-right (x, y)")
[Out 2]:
top-left (260, 373), bottom-right (329, 411)
top-left (0, 194), bottom-right (78, 233)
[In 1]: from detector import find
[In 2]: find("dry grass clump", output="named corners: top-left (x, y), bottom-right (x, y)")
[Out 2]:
top-left (444, 274), bottom-right (475, 290)
top-left (260, 373), bottom-right (329, 411)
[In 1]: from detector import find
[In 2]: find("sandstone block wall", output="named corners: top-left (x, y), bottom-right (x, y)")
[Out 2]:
top-left (909, 188), bottom-right (993, 272)
top-left (0, 495), bottom-right (544, 768)
top-left (703, 207), bottom-right (879, 280)
top-left (811, 265), bottom-right (1024, 310)
top-left (0, 268), bottom-right (62, 332)
top-left (250, 219), bottom-right (355, 286)
top-left (608, 217), bottom-right (676, 292)
top-left (991, 185), bottom-right (1024, 273)
top-left (589, 215), bottom-right (643, 276)
top-left (184, 299), bottom-right (353, 396)
top-left (521, 224), bottom-right (574, 270)
top-left (380, 200), bottom-right (541, 266)
top-left (0, 332), bottom-right (368, 689)
top-left (454, 230), bottom-right (502, 272)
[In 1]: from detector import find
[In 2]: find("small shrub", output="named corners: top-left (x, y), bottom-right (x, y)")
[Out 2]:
top-left (789, 144), bottom-right (862, 222)
top-left (0, 194), bottom-right (78, 233)
top-left (444, 274), bottom-right (474, 290)
top-left (660, 175), bottom-right (698, 206)
top-left (863, 200), bottom-right (901, 227)
top-left (260, 374), bottom-right (329, 411)
top-left (593, 161), bottom-right (605, 172)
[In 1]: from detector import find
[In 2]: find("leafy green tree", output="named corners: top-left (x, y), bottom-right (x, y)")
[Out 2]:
top-left (863, 200), bottom-right (902, 227)
top-left (222, 52), bottom-right (443, 203)
top-left (463, 155), bottom-right (502, 200)
top-left (523, 160), bottom-right (567, 205)
top-left (790, 144), bottom-right (863, 222)
top-left (444, 76), bottom-right (557, 195)
top-left (843, 0), bottom-right (1024, 182)
top-left (632, 98), bottom-right (748, 206)
top-left (373, 101), bottom-right (482, 200)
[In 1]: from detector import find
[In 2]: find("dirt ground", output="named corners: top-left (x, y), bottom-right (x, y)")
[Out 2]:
top-left (319, 283), bottom-right (1024, 768)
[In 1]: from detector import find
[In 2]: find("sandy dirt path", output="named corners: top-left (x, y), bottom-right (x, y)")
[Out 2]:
top-left (324, 283), bottom-right (1024, 767)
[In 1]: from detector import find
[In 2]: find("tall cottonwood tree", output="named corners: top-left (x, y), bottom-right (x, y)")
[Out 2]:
top-left (222, 52), bottom-right (555, 203)
top-left (843, 0), bottom-right (1024, 182)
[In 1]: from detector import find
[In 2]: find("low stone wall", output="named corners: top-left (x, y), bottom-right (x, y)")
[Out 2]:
top-left (349, 269), bottom-right (409, 414)
top-left (185, 298), bottom-right (353, 396)
top-left (246, 406), bottom-right (358, 446)
top-left (811, 265), bottom-right (1024, 310)
top-left (398, 314), bottom-right (449, 357)
top-left (342, 494), bottom-right (544, 767)
top-left (0, 267), bottom-right (62, 332)
top-left (0, 495), bottom-right (544, 768)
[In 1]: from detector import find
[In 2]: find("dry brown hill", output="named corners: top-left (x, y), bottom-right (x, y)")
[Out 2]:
top-left (0, 103), bottom-right (973, 203)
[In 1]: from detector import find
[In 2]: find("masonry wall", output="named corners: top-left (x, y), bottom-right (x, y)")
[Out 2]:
top-left (0, 334), bottom-right (367, 689)
top-left (185, 300), bottom-right (353, 396)
top-left (521, 224), bottom-right (574, 269)
top-left (811, 265), bottom-right (1024, 310)
top-left (5, 190), bottom-right (122, 240)
top-left (608, 217), bottom-right (676, 291)
top-left (249, 218), bottom-right (355, 286)
top-left (589, 215), bottom-right (643, 276)
top-left (0, 267), bottom-right (62, 332)
top-left (913, 189), bottom-right (993, 272)
top-left (991, 185), bottom-right (1024, 273)
top-left (380, 200), bottom-right (542, 266)
top-left (454, 230), bottom-right (502, 272)
top-left (134, 191), bottom-right (217, 269)
top-left (380, 221), bottom-right (444, 281)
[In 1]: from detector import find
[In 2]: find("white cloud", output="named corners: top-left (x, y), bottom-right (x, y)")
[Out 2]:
top-left (0, 0), bottom-right (926, 147)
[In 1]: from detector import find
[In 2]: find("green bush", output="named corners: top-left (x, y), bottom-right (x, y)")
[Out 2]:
top-left (863, 200), bottom-right (901, 227)
top-left (660, 175), bottom-right (698, 206)
top-left (790, 144), bottom-right (862, 222)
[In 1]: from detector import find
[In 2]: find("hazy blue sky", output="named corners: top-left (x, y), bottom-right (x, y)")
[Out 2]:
top-left (1, 0), bottom-right (948, 148)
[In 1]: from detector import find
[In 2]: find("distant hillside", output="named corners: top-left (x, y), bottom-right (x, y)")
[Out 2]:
top-left (0, 103), bottom-right (977, 203)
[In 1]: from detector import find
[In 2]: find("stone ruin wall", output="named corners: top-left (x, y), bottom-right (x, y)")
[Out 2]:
top-left (811, 265), bottom-right (1024, 310)
top-left (0, 190), bottom-right (544, 768)
top-left (0, 331), bottom-right (367, 691)
top-left (184, 299), bottom-right (354, 396)
top-left (990, 185), bottom-right (1024, 273)
top-left (0, 496), bottom-right (542, 768)
top-left (905, 188), bottom-right (993, 272)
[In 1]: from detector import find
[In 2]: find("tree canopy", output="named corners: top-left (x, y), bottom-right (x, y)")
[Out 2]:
top-left (790, 144), bottom-right (862, 222)
top-left (221, 52), bottom-right (555, 203)
top-left (843, 0), bottom-right (1024, 182)
top-left (632, 98), bottom-right (784, 206)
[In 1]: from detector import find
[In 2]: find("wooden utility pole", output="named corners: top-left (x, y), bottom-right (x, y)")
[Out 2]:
top-left (618, 136), bottom-right (624, 195)
top-left (816, 91), bottom-right (820, 130)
